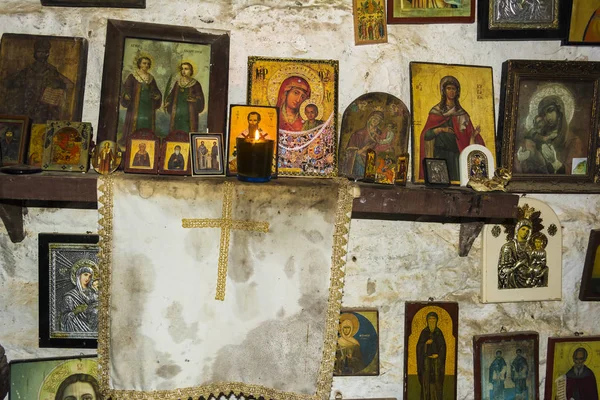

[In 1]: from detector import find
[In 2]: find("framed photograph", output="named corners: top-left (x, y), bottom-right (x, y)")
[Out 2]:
top-left (124, 128), bottom-right (158, 174)
top-left (544, 335), bottom-right (600, 400)
top-left (247, 56), bottom-right (338, 177)
top-left (339, 92), bottom-right (410, 181)
top-left (353, 0), bottom-right (387, 45)
top-left (91, 140), bottom-right (122, 175)
top-left (404, 302), bottom-right (459, 400)
top-left (158, 130), bottom-right (191, 175)
top-left (39, 233), bottom-right (99, 348)
top-left (226, 105), bottom-right (279, 177)
top-left (410, 62), bottom-right (496, 184)
top-left (387, 0), bottom-right (475, 24)
top-left (97, 19), bottom-right (229, 149)
top-left (41, 121), bottom-right (92, 172)
top-left (482, 197), bottom-right (562, 303)
top-left (478, 0), bottom-right (568, 40)
top-left (0, 115), bottom-right (29, 166)
top-left (473, 332), bottom-right (539, 400)
top-left (498, 60), bottom-right (600, 192)
top-left (41, 0), bottom-right (144, 8)
top-left (334, 309), bottom-right (379, 376)
top-left (564, 0), bottom-right (600, 45)
top-left (0, 34), bottom-right (87, 125)
top-left (579, 229), bottom-right (600, 301)
top-left (10, 355), bottom-right (100, 399)
top-left (423, 158), bottom-right (450, 186)
top-left (27, 123), bottom-right (46, 167)
top-left (191, 133), bottom-right (224, 176)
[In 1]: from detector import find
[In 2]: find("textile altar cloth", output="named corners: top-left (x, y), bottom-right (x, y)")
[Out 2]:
top-left (97, 175), bottom-right (352, 400)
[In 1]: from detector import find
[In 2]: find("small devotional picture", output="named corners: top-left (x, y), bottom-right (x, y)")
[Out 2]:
top-left (473, 332), bottom-right (539, 400)
top-left (334, 309), bottom-right (379, 376)
top-left (42, 121), bottom-right (92, 172)
top-left (124, 128), bottom-right (158, 174)
top-left (190, 133), bottom-right (224, 176)
top-left (0, 115), bottom-right (29, 166)
top-left (91, 140), bottom-right (122, 175)
top-left (158, 130), bottom-right (191, 175)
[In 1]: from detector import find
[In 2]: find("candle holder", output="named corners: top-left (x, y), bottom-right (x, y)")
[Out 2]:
top-left (236, 136), bottom-right (275, 183)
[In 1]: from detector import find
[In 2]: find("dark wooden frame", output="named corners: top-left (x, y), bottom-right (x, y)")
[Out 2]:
top-left (563, 0), bottom-right (600, 46)
top-left (334, 308), bottom-right (380, 377)
top-left (96, 19), bottom-right (230, 147)
top-left (477, 0), bottom-right (569, 40)
top-left (124, 128), bottom-right (159, 174)
top-left (39, 233), bottom-right (99, 349)
top-left (41, 0), bottom-right (144, 7)
top-left (404, 302), bottom-right (459, 400)
top-left (9, 355), bottom-right (98, 399)
top-left (499, 60), bottom-right (600, 193)
top-left (387, 0), bottom-right (475, 24)
top-left (0, 34), bottom-right (88, 125)
top-left (423, 158), bottom-right (451, 187)
top-left (190, 133), bottom-right (225, 176)
top-left (0, 115), bottom-right (29, 166)
top-left (544, 335), bottom-right (600, 400)
top-left (158, 130), bottom-right (191, 176)
top-left (579, 229), bottom-right (600, 300)
top-left (41, 121), bottom-right (92, 172)
top-left (473, 332), bottom-right (539, 400)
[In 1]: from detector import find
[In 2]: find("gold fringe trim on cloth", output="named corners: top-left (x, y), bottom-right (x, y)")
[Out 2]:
top-left (96, 177), bottom-right (353, 400)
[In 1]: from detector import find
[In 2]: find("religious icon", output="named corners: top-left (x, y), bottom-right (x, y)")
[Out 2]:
top-left (0, 34), bottom-right (88, 125)
top-left (190, 133), bottom-right (225, 176)
top-left (364, 148), bottom-right (376, 182)
top-left (423, 158), bottom-right (450, 186)
top-left (545, 336), bottom-right (600, 400)
top-left (459, 144), bottom-right (495, 186)
top-left (247, 56), bottom-right (338, 177)
top-left (124, 128), bottom-right (158, 174)
top-left (334, 309), bottom-right (379, 376)
top-left (91, 140), bottom-right (122, 175)
top-left (9, 355), bottom-right (99, 399)
top-left (39, 233), bottom-right (99, 348)
top-left (41, 121), bottom-right (92, 172)
top-left (565, 0), bottom-right (600, 45)
top-left (353, 0), bottom-right (388, 45)
top-left (157, 130), bottom-right (191, 176)
top-left (375, 154), bottom-right (396, 184)
top-left (226, 105), bottom-right (279, 176)
top-left (388, 0), bottom-right (475, 24)
top-left (473, 332), bottom-right (539, 400)
top-left (410, 62), bottom-right (496, 184)
top-left (579, 229), bottom-right (600, 301)
top-left (404, 302), bottom-right (459, 400)
top-left (339, 92), bottom-right (410, 181)
top-left (0, 115), bottom-right (29, 166)
top-left (482, 197), bottom-right (562, 303)
top-left (27, 123), bottom-right (46, 167)
top-left (395, 154), bottom-right (409, 185)
top-left (116, 37), bottom-right (211, 148)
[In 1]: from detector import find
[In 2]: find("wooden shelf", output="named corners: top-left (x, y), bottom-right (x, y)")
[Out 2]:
top-left (0, 173), bottom-right (520, 255)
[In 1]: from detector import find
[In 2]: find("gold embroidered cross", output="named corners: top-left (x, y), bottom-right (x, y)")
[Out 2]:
top-left (182, 182), bottom-right (269, 301)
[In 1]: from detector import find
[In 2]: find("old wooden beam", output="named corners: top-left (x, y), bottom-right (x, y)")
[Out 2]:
top-left (0, 200), bottom-right (25, 243)
top-left (459, 220), bottom-right (485, 257)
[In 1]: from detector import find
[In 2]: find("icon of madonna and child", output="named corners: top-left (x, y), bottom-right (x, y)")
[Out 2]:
top-left (497, 216), bottom-right (551, 290)
top-left (272, 75), bottom-right (336, 175)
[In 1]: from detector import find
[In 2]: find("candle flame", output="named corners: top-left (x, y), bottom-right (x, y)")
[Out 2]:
top-left (254, 129), bottom-right (260, 141)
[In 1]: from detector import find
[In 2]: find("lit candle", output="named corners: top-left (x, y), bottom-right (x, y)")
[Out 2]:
top-left (236, 130), bottom-right (275, 183)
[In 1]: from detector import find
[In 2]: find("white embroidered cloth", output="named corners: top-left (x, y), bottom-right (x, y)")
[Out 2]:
top-left (97, 175), bottom-right (352, 400)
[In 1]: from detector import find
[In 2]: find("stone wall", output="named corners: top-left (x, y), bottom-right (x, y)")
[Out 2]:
top-left (1, 1), bottom-right (600, 399)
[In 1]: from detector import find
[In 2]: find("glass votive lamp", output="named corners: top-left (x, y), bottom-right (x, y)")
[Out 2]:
top-left (236, 130), bottom-right (275, 183)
